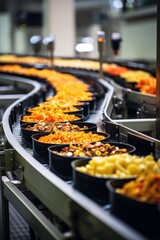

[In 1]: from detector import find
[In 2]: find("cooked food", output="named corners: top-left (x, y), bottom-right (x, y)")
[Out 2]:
top-left (21, 112), bottom-right (81, 123)
top-left (135, 77), bottom-right (156, 95)
top-left (76, 154), bottom-right (160, 178)
top-left (52, 142), bottom-right (127, 157)
top-left (120, 70), bottom-right (153, 83)
top-left (27, 105), bottom-right (80, 113)
top-left (24, 122), bottom-right (88, 132)
top-left (103, 63), bottom-right (129, 75)
top-left (117, 171), bottom-right (160, 204)
top-left (37, 131), bottom-right (106, 144)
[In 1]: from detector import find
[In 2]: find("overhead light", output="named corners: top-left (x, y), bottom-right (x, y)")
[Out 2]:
top-left (113, 0), bottom-right (123, 9)
top-left (30, 35), bottom-right (41, 44)
top-left (75, 43), bottom-right (94, 53)
top-left (43, 35), bottom-right (55, 45)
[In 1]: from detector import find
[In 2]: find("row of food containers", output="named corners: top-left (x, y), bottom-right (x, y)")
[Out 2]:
top-left (0, 58), bottom-right (159, 239)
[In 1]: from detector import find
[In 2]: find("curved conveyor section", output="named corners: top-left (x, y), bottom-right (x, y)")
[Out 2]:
top-left (1, 73), bottom-right (148, 240)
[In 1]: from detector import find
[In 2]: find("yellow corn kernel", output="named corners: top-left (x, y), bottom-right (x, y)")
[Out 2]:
top-left (96, 166), bottom-right (106, 175)
top-left (138, 164), bottom-right (147, 174)
top-left (104, 163), bottom-right (115, 174)
top-left (127, 164), bottom-right (138, 175)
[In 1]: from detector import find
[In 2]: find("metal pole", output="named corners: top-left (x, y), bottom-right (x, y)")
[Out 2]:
top-left (43, 36), bottom-right (55, 68)
top-left (48, 41), bottom-right (54, 68)
top-left (156, 2), bottom-right (160, 139)
top-left (97, 31), bottom-right (105, 79)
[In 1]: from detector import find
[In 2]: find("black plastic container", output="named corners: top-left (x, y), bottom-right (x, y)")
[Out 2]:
top-left (49, 141), bottom-right (135, 181)
top-left (48, 144), bottom-right (89, 180)
top-left (72, 158), bottom-right (110, 205)
top-left (32, 132), bottom-right (52, 164)
top-left (21, 121), bottom-right (97, 147)
top-left (21, 122), bottom-right (38, 147)
top-left (75, 102), bottom-right (90, 120)
top-left (80, 96), bottom-right (96, 112)
top-left (110, 75), bottom-right (137, 90)
top-left (32, 131), bottom-right (110, 165)
top-left (71, 142), bottom-right (136, 205)
top-left (107, 179), bottom-right (160, 239)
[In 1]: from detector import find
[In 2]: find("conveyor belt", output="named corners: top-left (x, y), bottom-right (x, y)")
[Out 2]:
top-left (0, 73), bottom-right (151, 240)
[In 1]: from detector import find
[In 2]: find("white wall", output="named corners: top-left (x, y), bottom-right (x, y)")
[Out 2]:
top-left (120, 17), bottom-right (156, 60)
top-left (44, 0), bottom-right (75, 57)
top-left (0, 14), bottom-right (11, 52)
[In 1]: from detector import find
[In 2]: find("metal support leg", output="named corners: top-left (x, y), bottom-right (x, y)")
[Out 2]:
top-left (0, 172), bottom-right (10, 240)
top-left (0, 122), bottom-right (10, 240)
top-left (2, 176), bottom-right (66, 240)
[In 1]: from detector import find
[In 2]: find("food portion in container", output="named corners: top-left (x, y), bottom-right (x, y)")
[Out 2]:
top-left (107, 169), bottom-right (160, 238)
top-left (72, 154), bottom-right (159, 205)
top-left (21, 121), bottom-right (97, 147)
top-left (26, 105), bottom-right (81, 114)
top-left (23, 121), bottom-right (91, 132)
top-left (76, 153), bottom-right (159, 178)
top-left (0, 59), bottom-right (156, 96)
top-left (36, 131), bottom-right (109, 145)
top-left (119, 70), bottom-right (156, 95)
top-left (116, 171), bottom-right (160, 204)
top-left (103, 63), bottom-right (129, 76)
top-left (51, 142), bottom-right (133, 158)
top-left (35, 98), bottom-right (90, 119)
top-left (48, 142), bottom-right (134, 181)
top-left (103, 65), bottom-right (156, 95)
top-left (120, 70), bottom-right (152, 83)
top-left (2, 64), bottom-right (96, 123)
top-left (32, 131), bottom-right (109, 165)
top-left (20, 112), bottom-right (83, 123)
